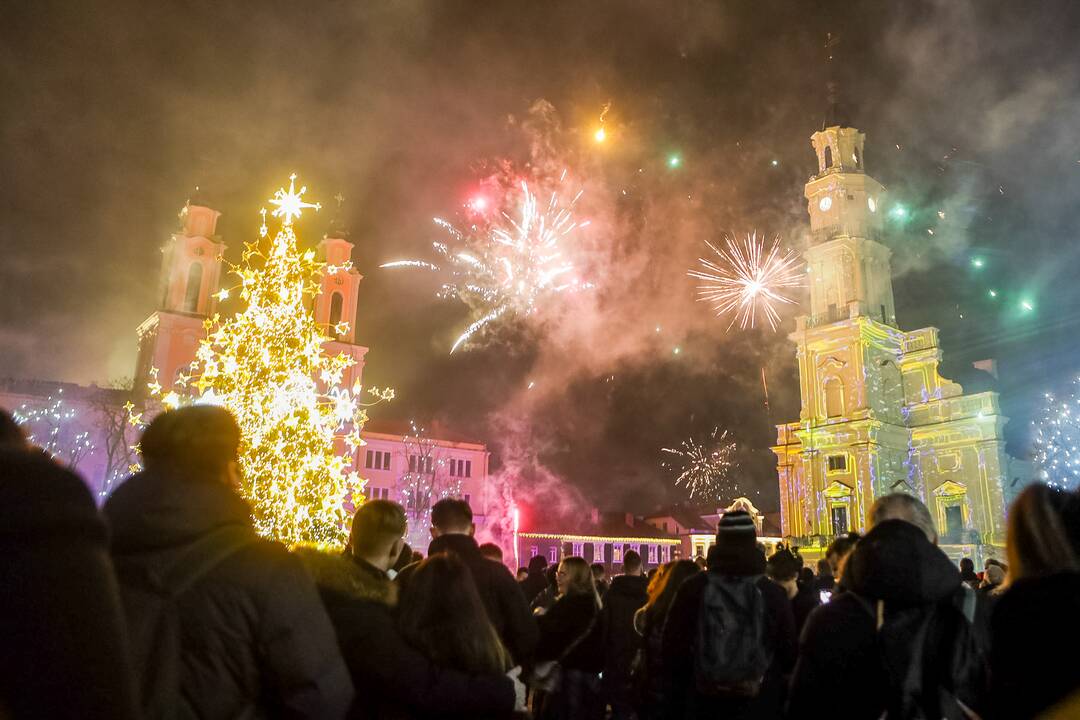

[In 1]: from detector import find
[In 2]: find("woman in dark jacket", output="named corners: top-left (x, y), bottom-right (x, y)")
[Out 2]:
top-left (632, 560), bottom-right (700, 720)
top-left (396, 553), bottom-right (520, 719)
top-left (990, 484), bottom-right (1080, 719)
top-left (533, 556), bottom-right (604, 720)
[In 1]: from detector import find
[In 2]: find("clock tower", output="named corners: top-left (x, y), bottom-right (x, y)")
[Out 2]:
top-left (772, 115), bottom-right (1009, 555)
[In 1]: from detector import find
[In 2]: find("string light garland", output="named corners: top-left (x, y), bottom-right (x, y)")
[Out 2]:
top-left (397, 420), bottom-right (463, 549)
top-left (14, 389), bottom-right (95, 470)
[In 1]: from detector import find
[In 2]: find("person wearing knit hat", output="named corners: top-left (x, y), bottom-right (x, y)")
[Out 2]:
top-left (660, 511), bottom-right (797, 719)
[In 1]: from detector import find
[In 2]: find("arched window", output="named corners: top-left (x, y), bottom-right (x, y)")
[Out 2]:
top-left (328, 292), bottom-right (344, 338)
top-left (853, 145), bottom-right (861, 167)
top-left (183, 262), bottom-right (203, 313)
top-left (824, 377), bottom-right (844, 418)
top-left (823, 145), bottom-right (834, 169)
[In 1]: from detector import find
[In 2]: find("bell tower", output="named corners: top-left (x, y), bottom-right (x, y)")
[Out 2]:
top-left (134, 198), bottom-right (226, 395)
top-left (772, 35), bottom-right (1009, 553)
top-left (314, 194), bottom-right (367, 390)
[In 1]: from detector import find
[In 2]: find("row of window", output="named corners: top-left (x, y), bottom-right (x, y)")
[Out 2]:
top-left (448, 459), bottom-right (472, 478)
top-left (365, 450), bottom-right (391, 470)
top-left (364, 449), bottom-right (473, 478)
top-left (366, 487), bottom-right (473, 506)
top-left (529, 542), bottom-right (670, 566)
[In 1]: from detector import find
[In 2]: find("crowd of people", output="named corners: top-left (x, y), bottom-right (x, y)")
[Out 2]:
top-left (2, 404), bottom-right (1080, 719)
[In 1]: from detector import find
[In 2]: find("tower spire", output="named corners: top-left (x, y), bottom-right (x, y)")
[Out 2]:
top-left (823, 32), bottom-right (849, 129)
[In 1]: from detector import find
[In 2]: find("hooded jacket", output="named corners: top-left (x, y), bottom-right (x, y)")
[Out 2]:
top-left (0, 449), bottom-right (139, 720)
top-left (297, 549), bottom-right (517, 720)
top-left (660, 542), bottom-right (796, 720)
top-left (104, 470), bottom-right (353, 719)
top-left (398, 533), bottom-right (538, 665)
top-left (787, 520), bottom-right (986, 719)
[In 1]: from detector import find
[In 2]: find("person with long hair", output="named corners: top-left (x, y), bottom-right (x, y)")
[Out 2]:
top-left (632, 560), bottom-right (699, 720)
top-left (397, 553), bottom-right (513, 682)
top-left (532, 556), bottom-right (604, 720)
top-left (990, 484), bottom-right (1080, 718)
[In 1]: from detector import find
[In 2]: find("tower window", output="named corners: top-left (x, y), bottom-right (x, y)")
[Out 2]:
top-left (823, 145), bottom-right (834, 169)
top-left (184, 262), bottom-right (203, 313)
top-left (853, 146), bottom-right (860, 166)
top-left (328, 292), bottom-right (344, 338)
top-left (827, 455), bottom-right (848, 472)
top-left (824, 377), bottom-right (845, 418)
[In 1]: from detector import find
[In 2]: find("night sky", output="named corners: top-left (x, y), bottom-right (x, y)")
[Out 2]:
top-left (4, 1), bottom-right (1080, 516)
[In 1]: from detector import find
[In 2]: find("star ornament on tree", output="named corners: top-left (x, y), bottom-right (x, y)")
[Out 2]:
top-left (269, 173), bottom-right (321, 226)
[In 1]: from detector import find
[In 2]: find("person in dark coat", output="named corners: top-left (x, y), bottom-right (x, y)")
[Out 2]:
top-left (787, 494), bottom-right (987, 720)
top-left (959, 557), bottom-right (980, 589)
top-left (661, 511), bottom-right (797, 720)
top-left (301, 500), bottom-right (518, 720)
top-left (397, 498), bottom-right (538, 666)
top-left (534, 556), bottom-right (605, 720)
top-left (0, 413), bottom-right (140, 720)
top-left (766, 545), bottom-right (819, 636)
top-left (600, 549), bottom-right (649, 719)
top-left (989, 484), bottom-right (1080, 719)
top-left (633, 560), bottom-right (700, 720)
top-left (813, 557), bottom-right (834, 593)
top-left (105, 406), bottom-right (353, 719)
top-left (520, 554), bottom-right (550, 604)
top-left (531, 565), bottom-right (560, 613)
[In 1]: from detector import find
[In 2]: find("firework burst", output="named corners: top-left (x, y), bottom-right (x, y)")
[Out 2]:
top-left (661, 427), bottom-right (740, 503)
top-left (689, 232), bottom-right (803, 331)
top-left (382, 175), bottom-right (587, 352)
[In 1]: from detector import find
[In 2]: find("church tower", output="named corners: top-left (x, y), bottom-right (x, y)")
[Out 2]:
top-left (134, 200), bottom-right (226, 394)
top-left (771, 62), bottom-right (1009, 553)
top-left (313, 197), bottom-right (367, 390)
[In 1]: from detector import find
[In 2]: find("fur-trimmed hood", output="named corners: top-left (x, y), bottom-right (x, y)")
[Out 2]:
top-left (295, 547), bottom-right (397, 607)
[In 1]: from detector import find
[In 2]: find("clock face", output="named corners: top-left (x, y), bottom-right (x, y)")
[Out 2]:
top-left (867, 197), bottom-right (877, 213)
top-left (818, 196), bottom-right (832, 212)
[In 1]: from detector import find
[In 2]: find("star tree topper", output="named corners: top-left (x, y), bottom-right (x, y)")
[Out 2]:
top-left (270, 173), bottom-right (321, 226)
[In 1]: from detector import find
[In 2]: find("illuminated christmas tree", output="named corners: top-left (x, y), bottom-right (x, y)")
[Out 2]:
top-left (1033, 377), bottom-right (1080, 491)
top-left (191, 174), bottom-right (391, 546)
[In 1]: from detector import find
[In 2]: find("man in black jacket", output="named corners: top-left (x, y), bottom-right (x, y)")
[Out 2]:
top-left (304, 499), bottom-right (517, 719)
top-left (662, 511), bottom-right (797, 720)
top-left (398, 498), bottom-right (538, 665)
top-left (787, 494), bottom-right (987, 719)
top-left (601, 549), bottom-right (649, 720)
top-left (0, 413), bottom-right (139, 720)
top-left (520, 554), bottom-right (549, 604)
top-left (105, 406), bottom-right (353, 719)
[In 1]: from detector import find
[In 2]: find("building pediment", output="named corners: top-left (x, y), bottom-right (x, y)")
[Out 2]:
top-left (823, 480), bottom-right (854, 498)
top-left (932, 480), bottom-right (968, 497)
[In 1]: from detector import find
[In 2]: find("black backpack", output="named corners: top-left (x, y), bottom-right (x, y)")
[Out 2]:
top-left (692, 574), bottom-right (772, 698)
top-left (114, 526), bottom-right (256, 720)
top-left (851, 593), bottom-right (986, 720)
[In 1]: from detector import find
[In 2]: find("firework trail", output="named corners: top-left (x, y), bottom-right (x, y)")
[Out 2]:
top-left (689, 232), bottom-right (803, 331)
top-left (661, 427), bottom-right (740, 503)
top-left (382, 176), bottom-right (587, 352)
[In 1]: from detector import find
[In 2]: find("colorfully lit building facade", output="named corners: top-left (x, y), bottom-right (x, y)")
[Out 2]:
top-left (771, 123), bottom-right (1009, 555)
